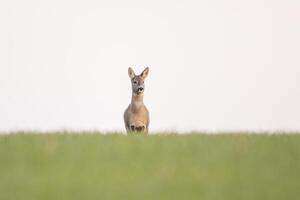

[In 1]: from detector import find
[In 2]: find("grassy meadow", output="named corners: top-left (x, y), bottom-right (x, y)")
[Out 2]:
top-left (0, 133), bottom-right (299, 200)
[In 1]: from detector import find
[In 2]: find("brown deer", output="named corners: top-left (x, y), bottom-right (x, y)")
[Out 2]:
top-left (124, 67), bottom-right (150, 133)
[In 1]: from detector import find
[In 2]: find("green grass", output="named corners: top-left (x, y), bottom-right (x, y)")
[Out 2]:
top-left (0, 133), bottom-right (300, 200)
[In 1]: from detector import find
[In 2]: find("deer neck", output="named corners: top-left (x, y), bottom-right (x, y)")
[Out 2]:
top-left (131, 93), bottom-right (144, 110)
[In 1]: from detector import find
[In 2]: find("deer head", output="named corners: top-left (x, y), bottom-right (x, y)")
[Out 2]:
top-left (128, 67), bottom-right (149, 95)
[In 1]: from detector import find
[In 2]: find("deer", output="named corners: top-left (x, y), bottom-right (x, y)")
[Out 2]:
top-left (124, 67), bottom-right (150, 134)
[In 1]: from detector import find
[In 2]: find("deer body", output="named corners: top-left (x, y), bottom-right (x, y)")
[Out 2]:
top-left (124, 67), bottom-right (150, 133)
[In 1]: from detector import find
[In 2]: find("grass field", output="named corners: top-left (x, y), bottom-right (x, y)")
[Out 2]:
top-left (0, 133), bottom-right (299, 200)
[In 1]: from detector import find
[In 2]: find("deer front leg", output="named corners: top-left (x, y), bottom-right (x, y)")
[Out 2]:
top-left (135, 126), bottom-right (146, 132)
top-left (129, 124), bottom-right (146, 133)
top-left (129, 125), bottom-right (136, 132)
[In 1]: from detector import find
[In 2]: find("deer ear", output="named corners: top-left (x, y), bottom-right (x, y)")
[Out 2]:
top-left (141, 67), bottom-right (149, 79)
top-left (128, 67), bottom-right (136, 79)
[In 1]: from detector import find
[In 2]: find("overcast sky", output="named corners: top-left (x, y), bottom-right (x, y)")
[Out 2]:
top-left (0, 0), bottom-right (299, 132)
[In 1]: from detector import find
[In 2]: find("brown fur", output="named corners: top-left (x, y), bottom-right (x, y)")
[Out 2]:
top-left (124, 67), bottom-right (150, 133)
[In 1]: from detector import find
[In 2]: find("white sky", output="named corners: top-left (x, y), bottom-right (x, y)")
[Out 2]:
top-left (0, 0), bottom-right (299, 132)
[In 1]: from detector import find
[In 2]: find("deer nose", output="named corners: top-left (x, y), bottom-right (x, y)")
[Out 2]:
top-left (137, 87), bottom-right (144, 92)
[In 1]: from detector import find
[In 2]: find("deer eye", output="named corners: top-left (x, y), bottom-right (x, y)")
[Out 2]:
top-left (133, 81), bottom-right (137, 84)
